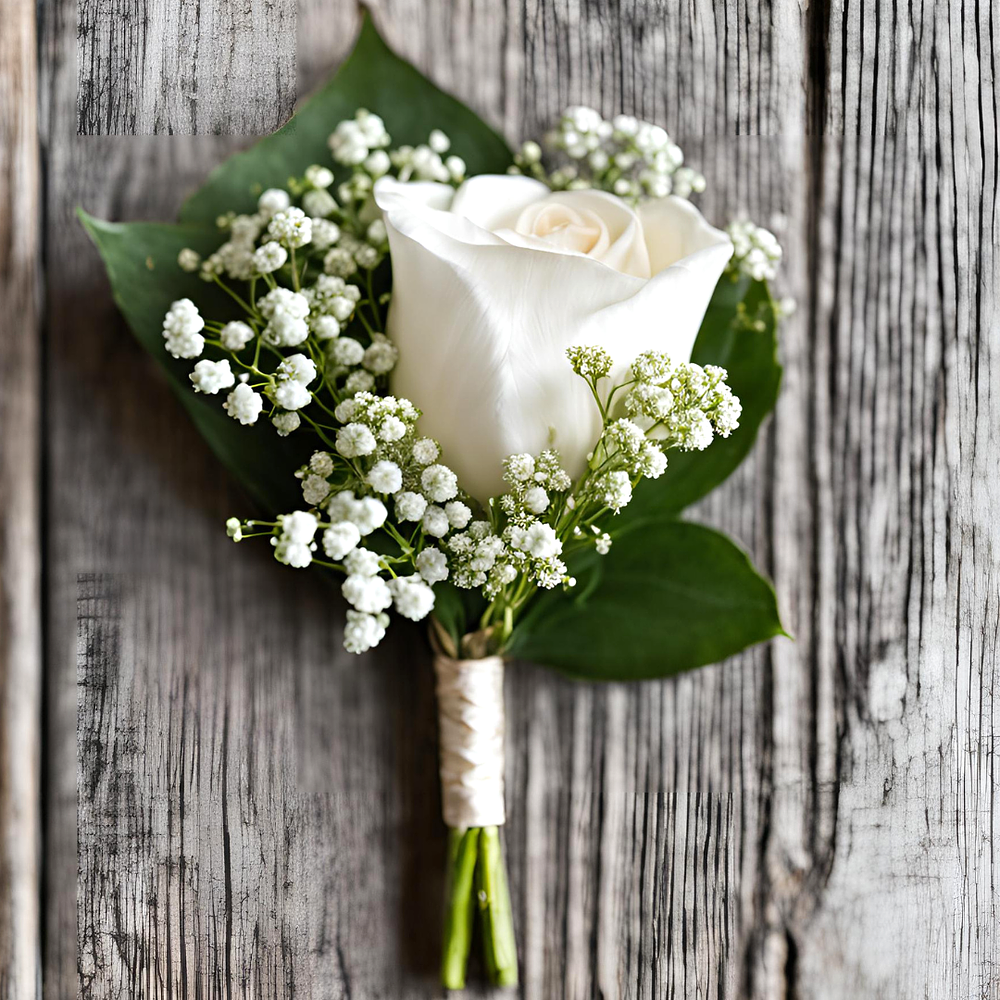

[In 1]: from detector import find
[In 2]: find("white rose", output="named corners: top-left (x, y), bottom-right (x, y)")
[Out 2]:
top-left (374, 174), bottom-right (732, 503)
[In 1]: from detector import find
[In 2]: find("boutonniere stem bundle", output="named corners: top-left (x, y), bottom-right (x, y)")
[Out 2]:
top-left (84, 16), bottom-right (788, 988)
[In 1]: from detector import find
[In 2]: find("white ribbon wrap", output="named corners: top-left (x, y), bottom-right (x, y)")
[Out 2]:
top-left (433, 652), bottom-right (506, 828)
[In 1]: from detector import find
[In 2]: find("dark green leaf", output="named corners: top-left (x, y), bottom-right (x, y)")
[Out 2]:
top-left (181, 12), bottom-right (512, 225)
top-left (619, 275), bottom-right (782, 523)
top-left (507, 520), bottom-right (785, 680)
top-left (431, 584), bottom-right (488, 652)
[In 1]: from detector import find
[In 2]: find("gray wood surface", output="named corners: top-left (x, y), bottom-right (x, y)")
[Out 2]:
top-left (13, 0), bottom-right (999, 997)
top-left (0, 0), bottom-right (41, 994)
top-left (76, 0), bottom-right (297, 134)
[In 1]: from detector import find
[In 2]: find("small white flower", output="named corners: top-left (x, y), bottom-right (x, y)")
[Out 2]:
top-left (265, 312), bottom-right (309, 347)
top-left (323, 521), bottom-right (361, 560)
top-left (352, 497), bottom-right (388, 536)
top-left (421, 464), bottom-right (459, 503)
top-left (428, 129), bottom-right (450, 154)
top-left (274, 513), bottom-right (318, 568)
top-left (268, 208), bottom-right (312, 249)
top-left (367, 460), bottom-right (403, 494)
top-left (189, 358), bottom-right (235, 394)
top-left (523, 486), bottom-right (549, 514)
top-left (252, 241), bottom-right (287, 274)
top-left (273, 380), bottom-right (312, 411)
top-left (258, 188), bottom-right (291, 217)
top-left (343, 574), bottom-right (393, 614)
top-left (279, 510), bottom-right (318, 544)
top-left (310, 218), bottom-right (341, 250)
top-left (223, 383), bottom-right (263, 425)
top-left (229, 214), bottom-right (262, 243)
top-left (301, 474), bottom-right (331, 506)
top-left (514, 522), bottom-right (562, 559)
top-left (303, 189), bottom-right (337, 218)
top-left (336, 422), bottom-right (377, 458)
top-left (366, 219), bottom-right (387, 245)
top-left (312, 315), bottom-right (340, 341)
top-left (505, 454), bottom-right (535, 482)
top-left (595, 470), bottom-right (633, 511)
top-left (177, 248), bottom-right (201, 272)
top-left (305, 164), bottom-right (335, 189)
top-left (396, 491), bottom-right (428, 522)
top-left (444, 501), bottom-right (472, 529)
top-left (363, 336), bottom-right (398, 375)
top-left (162, 298), bottom-right (205, 359)
top-left (354, 244), bottom-right (380, 269)
top-left (388, 575), bottom-right (436, 621)
top-left (274, 539), bottom-right (312, 568)
top-left (272, 411), bottom-right (301, 436)
top-left (422, 505), bottom-right (450, 538)
top-left (327, 295), bottom-right (354, 323)
top-left (329, 337), bottom-right (365, 366)
top-left (334, 399), bottom-right (357, 423)
top-left (415, 547), bottom-right (449, 584)
top-left (277, 353), bottom-right (317, 386)
top-left (219, 320), bottom-right (255, 351)
top-left (445, 155), bottom-right (466, 181)
top-left (363, 149), bottom-right (391, 177)
top-left (342, 610), bottom-right (387, 654)
top-left (345, 370), bottom-right (375, 394)
top-left (378, 415), bottom-right (406, 442)
top-left (310, 451), bottom-right (335, 476)
top-left (260, 286), bottom-right (310, 320)
top-left (566, 345), bottom-right (613, 381)
top-left (327, 489), bottom-right (358, 522)
top-left (519, 140), bottom-right (542, 163)
top-left (412, 438), bottom-right (439, 465)
top-left (344, 547), bottom-right (381, 577)
top-left (226, 517), bottom-right (242, 541)
top-left (324, 247), bottom-right (358, 278)
top-left (595, 533), bottom-right (612, 555)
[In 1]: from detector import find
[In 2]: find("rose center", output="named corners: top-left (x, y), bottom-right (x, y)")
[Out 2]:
top-left (514, 202), bottom-right (609, 257)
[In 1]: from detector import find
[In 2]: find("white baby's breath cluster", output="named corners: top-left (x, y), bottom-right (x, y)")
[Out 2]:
top-left (164, 110), bottom-right (470, 441)
top-left (229, 389), bottom-right (480, 653)
top-left (509, 105), bottom-right (705, 202)
top-left (166, 106), bottom-right (752, 656)
top-left (726, 219), bottom-right (783, 282)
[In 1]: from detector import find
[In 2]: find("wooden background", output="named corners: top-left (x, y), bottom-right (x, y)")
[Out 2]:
top-left (0, 0), bottom-right (997, 997)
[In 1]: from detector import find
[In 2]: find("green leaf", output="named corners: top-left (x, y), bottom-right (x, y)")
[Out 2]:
top-left (79, 211), bottom-right (312, 514)
top-left (619, 275), bottom-right (782, 523)
top-left (181, 12), bottom-right (512, 225)
top-left (432, 583), bottom-right (488, 652)
top-left (507, 520), bottom-right (784, 680)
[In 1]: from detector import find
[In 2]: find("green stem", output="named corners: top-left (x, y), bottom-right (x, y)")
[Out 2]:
top-left (442, 828), bottom-right (479, 989)
top-left (475, 826), bottom-right (518, 987)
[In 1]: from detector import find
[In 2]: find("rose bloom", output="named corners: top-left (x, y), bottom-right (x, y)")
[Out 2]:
top-left (374, 175), bottom-right (732, 504)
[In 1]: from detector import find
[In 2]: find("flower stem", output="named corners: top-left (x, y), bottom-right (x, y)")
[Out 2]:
top-left (476, 826), bottom-right (518, 987)
top-left (442, 827), bottom-right (479, 989)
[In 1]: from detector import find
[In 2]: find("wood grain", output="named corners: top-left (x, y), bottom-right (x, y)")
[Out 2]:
top-left (768, 2), bottom-right (1000, 995)
top-left (0, 0), bottom-right (41, 993)
top-left (25, 0), bottom-right (1000, 997)
top-left (76, 0), bottom-right (298, 134)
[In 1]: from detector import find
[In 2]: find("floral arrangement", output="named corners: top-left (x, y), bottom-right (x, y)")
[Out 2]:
top-left (84, 16), bottom-right (788, 990)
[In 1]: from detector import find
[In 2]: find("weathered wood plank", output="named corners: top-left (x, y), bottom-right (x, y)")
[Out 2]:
top-left (764, 2), bottom-right (1000, 997)
top-left (0, 0), bottom-right (42, 993)
top-left (76, 0), bottom-right (298, 134)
